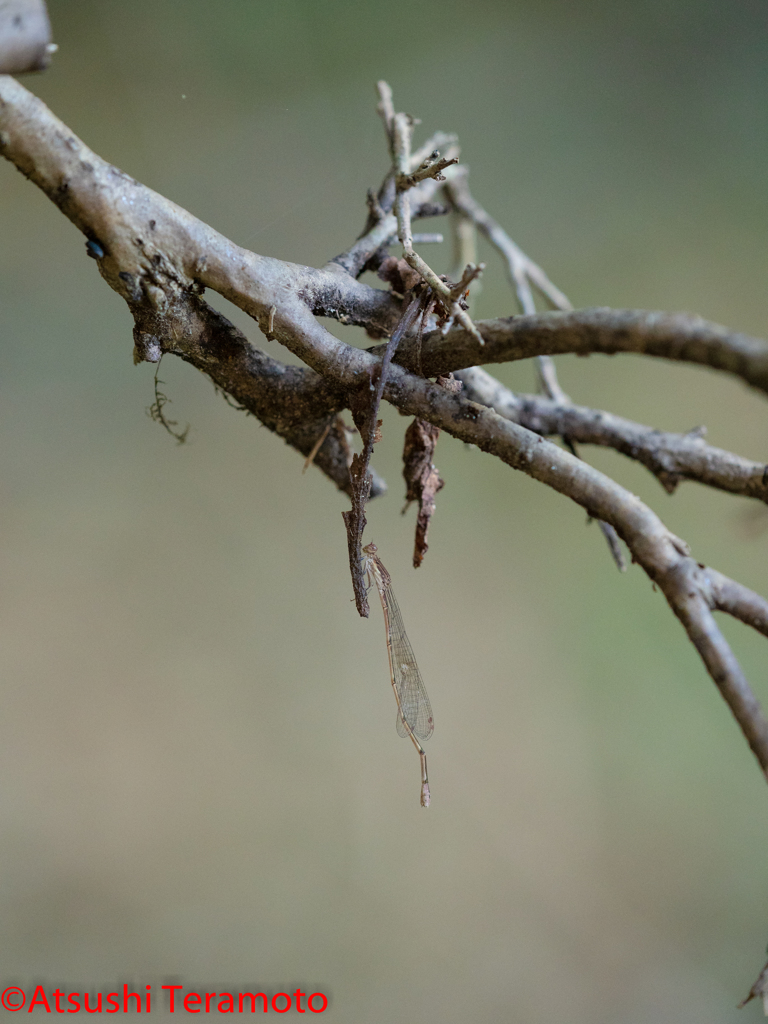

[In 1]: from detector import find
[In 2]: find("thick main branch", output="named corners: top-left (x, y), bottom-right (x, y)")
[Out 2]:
top-left (4, 74), bottom-right (768, 782)
top-left (456, 366), bottom-right (768, 503)
top-left (404, 308), bottom-right (768, 397)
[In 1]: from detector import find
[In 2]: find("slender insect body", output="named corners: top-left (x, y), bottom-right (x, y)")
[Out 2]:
top-left (362, 542), bottom-right (433, 807)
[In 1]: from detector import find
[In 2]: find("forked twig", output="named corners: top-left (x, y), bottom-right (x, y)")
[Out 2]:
top-left (380, 86), bottom-right (485, 346)
top-left (444, 165), bottom-right (572, 397)
top-left (454, 366), bottom-right (768, 504)
top-left (443, 167), bottom-right (623, 567)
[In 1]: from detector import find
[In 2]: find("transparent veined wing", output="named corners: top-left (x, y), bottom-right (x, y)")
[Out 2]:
top-left (381, 581), bottom-right (434, 742)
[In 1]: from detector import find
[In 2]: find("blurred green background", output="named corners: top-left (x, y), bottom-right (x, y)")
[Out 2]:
top-left (2, 1), bottom-right (768, 1020)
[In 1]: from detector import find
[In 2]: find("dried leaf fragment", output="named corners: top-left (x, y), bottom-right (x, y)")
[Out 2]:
top-left (377, 255), bottom-right (421, 296)
top-left (402, 418), bottom-right (444, 568)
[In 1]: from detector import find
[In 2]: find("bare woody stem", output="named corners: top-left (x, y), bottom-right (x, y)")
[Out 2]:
top-left (390, 111), bottom-right (484, 345)
top-left (444, 165), bottom-right (571, 399)
top-left (3, 73), bottom-right (768, 788)
top-left (342, 295), bottom-right (425, 617)
top-left (403, 308), bottom-right (768, 397)
top-left (271, 300), bottom-right (768, 779)
top-left (456, 366), bottom-right (768, 503)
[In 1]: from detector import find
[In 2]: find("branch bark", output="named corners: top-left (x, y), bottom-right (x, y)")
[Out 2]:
top-left (3, 72), bottom-right (768, 786)
top-left (402, 308), bottom-right (768, 396)
top-left (0, 0), bottom-right (52, 74)
top-left (133, 292), bottom-right (386, 498)
top-left (456, 366), bottom-right (768, 503)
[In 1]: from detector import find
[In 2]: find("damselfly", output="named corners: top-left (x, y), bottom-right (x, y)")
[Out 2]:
top-left (362, 542), bottom-right (433, 807)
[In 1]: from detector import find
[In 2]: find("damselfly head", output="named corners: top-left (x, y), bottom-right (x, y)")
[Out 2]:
top-left (362, 541), bottom-right (378, 556)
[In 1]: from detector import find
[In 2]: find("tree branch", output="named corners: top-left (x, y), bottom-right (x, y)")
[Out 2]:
top-left (270, 302), bottom-right (768, 778)
top-left (456, 366), bottom-right (768, 503)
top-left (404, 308), bottom-right (768, 396)
top-left (133, 292), bottom-right (386, 498)
top-left (707, 570), bottom-right (768, 639)
top-left (4, 72), bottom-right (768, 787)
top-left (342, 294), bottom-right (425, 617)
top-left (444, 164), bottom-right (571, 399)
top-left (0, 0), bottom-right (53, 75)
top-left (662, 560), bottom-right (768, 773)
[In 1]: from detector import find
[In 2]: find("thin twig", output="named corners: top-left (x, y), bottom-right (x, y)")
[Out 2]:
top-left (410, 131), bottom-right (458, 171)
top-left (343, 295), bottom-right (424, 617)
top-left (444, 166), bottom-right (572, 398)
top-left (326, 167), bottom-right (452, 278)
top-left (375, 80), bottom-right (395, 146)
top-left (445, 167), bottom-right (572, 311)
top-left (596, 521), bottom-right (628, 572)
top-left (560, 437), bottom-right (625, 570)
top-left (397, 150), bottom-right (458, 190)
top-left (663, 560), bottom-right (768, 775)
top-left (563, 438), bottom-right (627, 571)
top-left (389, 102), bottom-right (485, 346)
top-left (302, 417), bottom-right (333, 473)
top-left (403, 308), bottom-right (768, 398)
top-left (439, 169), bottom-right (583, 564)
top-left (708, 570), bottom-right (768, 638)
top-left (455, 366), bottom-right (768, 504)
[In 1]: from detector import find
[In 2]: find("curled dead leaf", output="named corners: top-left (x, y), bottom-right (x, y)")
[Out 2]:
top-left (402, 418), bottom-right (444, 568)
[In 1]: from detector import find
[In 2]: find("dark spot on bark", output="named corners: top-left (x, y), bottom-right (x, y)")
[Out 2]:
top-left (13, 14), bottom-right (22, 27)
top-left (85, 239), bottom-right (105, 259)
top-left (152, 253), bottom-right (162, 265)
top-left (452, 402), bottom-right (479, 423)
top-left (80, 161), bottom-right (93, 174)
top-left (658, 470), bottom-right (680, 494)
top-left (118, 271), bottom-right (134, 284)
top-left (149, 220), bottom-right (156, 230)
top-left (135, 238), bottom-right (144, 246)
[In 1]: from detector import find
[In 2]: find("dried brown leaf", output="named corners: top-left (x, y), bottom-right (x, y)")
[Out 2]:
top-left (402, 418), bottom-right (444, 568)
top-left (377, 256), bottom-right (421, 295)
